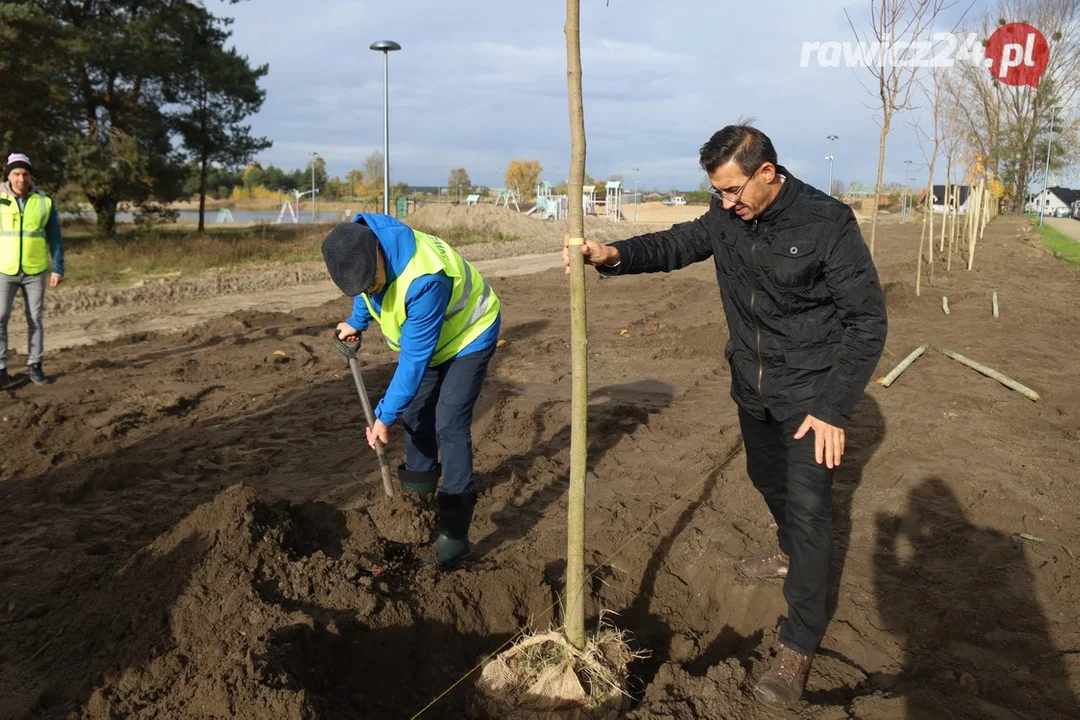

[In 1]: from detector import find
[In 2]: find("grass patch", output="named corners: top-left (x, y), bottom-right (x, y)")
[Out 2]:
top-left (61, 221), bottom-right (329, 288)
top-left (60, 218), bottom-right (520, 288)
top-left (1035, 221), bottom-right (1080, 266)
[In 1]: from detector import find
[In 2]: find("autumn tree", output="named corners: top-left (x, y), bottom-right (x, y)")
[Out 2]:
top-left (447, 168), bottom-right (472, 200)
top-left (505, 159), bottom-right (543, 201)
top-left (949, 0), bottom-right (1080, 212)
top-left (364, 150), bottom-right (385, 196)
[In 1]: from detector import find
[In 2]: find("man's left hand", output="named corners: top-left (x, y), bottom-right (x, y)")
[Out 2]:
top-left (366, 420), bottom-right (389, 449)
top-left (794, 414), bottom-right (845, 469)
top-left (49, 273), bottom-right (62, 288)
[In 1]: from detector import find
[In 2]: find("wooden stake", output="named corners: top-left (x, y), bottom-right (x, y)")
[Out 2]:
top-left (882, 343), bottom-right (929, 387)
top-left (967, 178), bottom-right (983, 271)
top-left (940, 175), bottom-right (950, 252)
top-left (992, 291), bottom-right (999, 318)
top-left (942, 296), bottom-right (950, 315)
top-left (916, 193), bottom-right (927, 296)
top-left (563, 0), bottom-right (587, 651)
top-left (935, 347), bottom-right (1040, 401)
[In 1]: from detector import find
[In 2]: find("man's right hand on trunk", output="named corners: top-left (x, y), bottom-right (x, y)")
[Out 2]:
top-left (563, 235), bottom-right (620, 275)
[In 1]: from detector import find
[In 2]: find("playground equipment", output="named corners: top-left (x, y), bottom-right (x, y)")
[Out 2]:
top-left (528, 180), bottom-right (568, 221)
top-left (583, 184), bottom-right (596, 215)
top-left (494, 188), bottom-right (520, 212)
top-left (605, 180), bottom-right (625, 222)
top-left (276, 198), bottom-right (298, 224)
top-left (465, 194), bottom-right (480, 206)
top-left (215, 208), bottom-right (235, 223)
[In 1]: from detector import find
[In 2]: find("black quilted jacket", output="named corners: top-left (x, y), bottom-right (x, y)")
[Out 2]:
top-left (599, 167), bottom-right (887, 429)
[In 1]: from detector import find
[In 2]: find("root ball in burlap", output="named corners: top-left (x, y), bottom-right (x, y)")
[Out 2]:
top-left (468, 628), bottom-right (639, 720)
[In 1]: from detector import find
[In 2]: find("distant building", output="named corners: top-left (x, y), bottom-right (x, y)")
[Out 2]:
top-left (932, 184), bottom-right (971, 214)
top-left (1025, 186), bottom-right (1079, 215)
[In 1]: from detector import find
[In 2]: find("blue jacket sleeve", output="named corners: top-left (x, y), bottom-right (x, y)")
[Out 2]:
top-left (374, 274), bottom-right (451, 426)
top-left (46, 206), bottom-right (64, 276)
top-left (347, 296), bottom-right (373, 332)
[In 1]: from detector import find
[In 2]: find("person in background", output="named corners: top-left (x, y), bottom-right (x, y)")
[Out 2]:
top-left (0, 153), bottom-right (64, 386)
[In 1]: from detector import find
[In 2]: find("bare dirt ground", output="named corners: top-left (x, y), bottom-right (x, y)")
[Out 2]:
top-left (1, 210), bottom-right (1078, 719)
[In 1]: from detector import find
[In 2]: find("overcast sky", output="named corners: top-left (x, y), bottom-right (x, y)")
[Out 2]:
top-left (221, 0), bottom-right (1078, 192)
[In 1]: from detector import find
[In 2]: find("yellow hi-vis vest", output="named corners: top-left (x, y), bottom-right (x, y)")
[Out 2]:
top-left (0, 191), bottom-right (52, 275)
top-left (362, 230), bottom-right (500, 366)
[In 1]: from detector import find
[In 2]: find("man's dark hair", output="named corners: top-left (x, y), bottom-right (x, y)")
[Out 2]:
top-left (699, 123), bottom-right (778, 175)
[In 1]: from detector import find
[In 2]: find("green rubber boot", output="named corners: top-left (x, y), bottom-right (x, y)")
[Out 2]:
top-left (433, 491), bottom-right (476, 569)
top-left (397, 464), bottom-right (439, 506)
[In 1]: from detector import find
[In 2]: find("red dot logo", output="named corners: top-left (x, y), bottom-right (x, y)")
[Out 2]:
top-left (985, 23), bottom-right (1050, 87)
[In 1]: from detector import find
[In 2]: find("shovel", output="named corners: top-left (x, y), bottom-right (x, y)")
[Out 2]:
top-left (333, 330), bottom-right (395, 497)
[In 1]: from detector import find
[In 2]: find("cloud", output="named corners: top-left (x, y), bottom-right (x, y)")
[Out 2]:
top-left (215, 0), bottom-right (1080, 191)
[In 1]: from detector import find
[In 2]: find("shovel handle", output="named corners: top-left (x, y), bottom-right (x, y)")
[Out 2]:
top-left (334, 330), bottom-right (394, 497)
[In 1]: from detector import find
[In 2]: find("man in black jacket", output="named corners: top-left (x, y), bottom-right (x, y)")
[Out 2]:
top-left (563, 124), bottom-right (887, 708)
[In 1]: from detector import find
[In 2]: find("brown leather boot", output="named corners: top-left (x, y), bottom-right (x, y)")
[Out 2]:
top-left (736, 549), bottom-right (789, 579)
top-left (753, 643), bottom-right (813, 708)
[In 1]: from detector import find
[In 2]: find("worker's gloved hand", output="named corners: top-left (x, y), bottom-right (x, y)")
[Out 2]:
top-left (336, 321), bottom-right (361, 345)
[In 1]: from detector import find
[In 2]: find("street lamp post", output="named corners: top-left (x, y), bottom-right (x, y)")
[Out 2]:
top-left (826, 135), bottom-right (838, 196)
top-left (632, 167), bottom-right (639, 222)
top-left (370, 40), bottom-right (401, 215)
top-left (1039, 106), bottom-right (1058, 227)
top-left (310, 151), bottom-right (320, 222)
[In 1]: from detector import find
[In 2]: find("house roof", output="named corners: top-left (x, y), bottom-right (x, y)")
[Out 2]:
top-left (1047, 186), bottom-right (1079, 206)
top-left (932, 185), bottom-right (971, 205)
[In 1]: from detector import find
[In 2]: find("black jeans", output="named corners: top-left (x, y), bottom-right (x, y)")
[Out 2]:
top-left (400, 341), bottom-right (497, 496)
top-left (738, 406), bottom-right (835, 656)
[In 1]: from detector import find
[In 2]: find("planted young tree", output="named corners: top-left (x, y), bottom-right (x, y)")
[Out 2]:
top-left (846, 0), bottom-right (957, 256)
top-left (470, 3), bottom-right (636, 715)
top-left (911, 65), bottom-right (948, 295)
top-left (169, 5), bottom-right (270, 232)
top-left (563, 0), bottom-right (588, 653)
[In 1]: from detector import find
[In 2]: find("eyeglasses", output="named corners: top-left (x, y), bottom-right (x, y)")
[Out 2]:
top-left (708, 167), bottom-right (758, 203)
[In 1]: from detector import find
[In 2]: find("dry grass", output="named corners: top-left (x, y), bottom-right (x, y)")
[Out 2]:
top-left (60, 221), bottom-right (330, 287)
top-left (59, 217), bottom-right (520, 288)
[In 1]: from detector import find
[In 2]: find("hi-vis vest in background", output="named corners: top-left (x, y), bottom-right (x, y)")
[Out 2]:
top-left (0, 191), bottom-right (51, 275)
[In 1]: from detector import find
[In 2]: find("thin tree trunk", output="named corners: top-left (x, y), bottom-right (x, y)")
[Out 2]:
top-left (198, 153), bottom-right (209, 234)
top-left (916, 189), bottom-right (927, 296)
top-left (940, 166), bottom-right (951, 252)
top-left (947, 187), bottom-right (957, 271)
top-left (563, 0), bottom-right (587, 652)
top-left (869, 123), bottom-right (888, 257)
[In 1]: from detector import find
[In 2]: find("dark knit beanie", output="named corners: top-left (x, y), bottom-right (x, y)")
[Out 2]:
top-left (322, 222), bottom-right (380, 296)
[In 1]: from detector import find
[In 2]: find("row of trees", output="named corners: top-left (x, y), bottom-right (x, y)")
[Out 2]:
top-left (853, 0), bottom-right (1079, 255)
top-left (0, 0), bottom-right (270, 234)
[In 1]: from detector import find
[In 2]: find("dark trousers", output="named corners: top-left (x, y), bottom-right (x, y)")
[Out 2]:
top-left (400, 341), bottom-right (496, 496)
top-left (738, 406), bottom-right (835, 655)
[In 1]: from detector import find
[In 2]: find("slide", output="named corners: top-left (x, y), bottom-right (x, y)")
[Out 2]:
top-left (524, 205), bottom-right (538, 216)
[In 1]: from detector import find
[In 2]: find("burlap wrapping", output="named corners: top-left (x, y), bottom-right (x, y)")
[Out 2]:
top-left (468, 631), bottom-right (631, 720)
